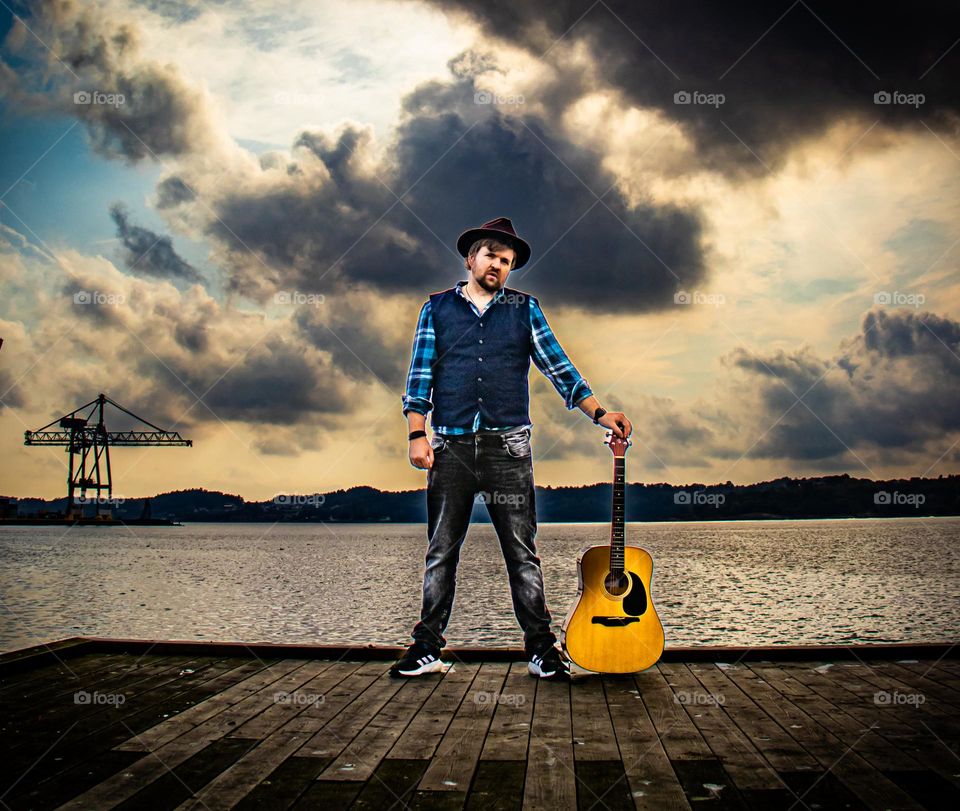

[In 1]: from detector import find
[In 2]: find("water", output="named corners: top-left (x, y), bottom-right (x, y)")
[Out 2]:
top-left (1, 518), bottom-right (958, 653)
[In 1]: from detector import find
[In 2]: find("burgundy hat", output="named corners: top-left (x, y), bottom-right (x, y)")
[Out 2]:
top-left (456, 216), bottom-right (531, 269)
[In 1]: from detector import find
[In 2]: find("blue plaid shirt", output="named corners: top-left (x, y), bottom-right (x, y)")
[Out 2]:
top-left (402, 280), bottom-right (593, 434)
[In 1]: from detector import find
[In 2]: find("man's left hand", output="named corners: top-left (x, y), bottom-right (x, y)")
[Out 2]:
top-left (598, 411), bottom-right (632, 439)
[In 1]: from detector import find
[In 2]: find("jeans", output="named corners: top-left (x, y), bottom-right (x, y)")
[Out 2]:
top-left (411, 427), bottom-right (557, 657)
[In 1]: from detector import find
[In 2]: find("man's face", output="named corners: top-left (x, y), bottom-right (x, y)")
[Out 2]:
top-left (468, 245), bottom-right (515, 292)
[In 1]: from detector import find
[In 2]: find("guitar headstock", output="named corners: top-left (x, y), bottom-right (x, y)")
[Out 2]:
top-left (604, 429), bottom-right (632, 458)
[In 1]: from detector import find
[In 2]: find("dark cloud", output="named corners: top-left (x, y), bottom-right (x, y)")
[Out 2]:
top-left (109, 203), bottom-right (203, 283)
top-left (155, 175), bottom-right (197, 209)
top-left (718, 308), bottom-right (960, 461)
top-left (294, 299), bottom-right (408, 389)
top-left (1, 0), bottom-right (218, 162)
top-left (211, 66), bottom-right (706, 313)
top-left (421, 0), bottom-right (960, 177)
top-left (136, 333), bottom-right (354, 427)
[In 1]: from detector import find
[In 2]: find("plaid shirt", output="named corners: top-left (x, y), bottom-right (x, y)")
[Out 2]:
top-left (402, 280), bottom-right (593, 434)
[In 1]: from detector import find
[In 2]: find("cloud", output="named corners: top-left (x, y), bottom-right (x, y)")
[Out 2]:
top-left (421, 0), bottom-right (960, 177)
top-left (109, 203), bottom-right (203, 283)
top-left (0, 0), bottom-right (234, 163)
top-left (716, 307), bottom-right (960, 462)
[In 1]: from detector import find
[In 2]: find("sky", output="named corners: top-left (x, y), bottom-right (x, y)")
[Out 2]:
top-left (0, 0), bottom-right (958, 501)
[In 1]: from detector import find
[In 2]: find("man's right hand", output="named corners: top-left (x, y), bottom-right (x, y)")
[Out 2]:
top-left (409, 437), bottom-right (434, 470)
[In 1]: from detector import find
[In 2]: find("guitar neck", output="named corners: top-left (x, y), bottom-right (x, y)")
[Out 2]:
top-left (610, 455), bottom-right (625, 571)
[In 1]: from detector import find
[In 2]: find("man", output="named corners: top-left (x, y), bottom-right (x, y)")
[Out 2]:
top-left (392, 216), bottom-right (633, 680)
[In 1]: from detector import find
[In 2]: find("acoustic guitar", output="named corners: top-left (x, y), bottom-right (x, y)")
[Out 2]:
top-left (560, 430), bottom-right (665, 673)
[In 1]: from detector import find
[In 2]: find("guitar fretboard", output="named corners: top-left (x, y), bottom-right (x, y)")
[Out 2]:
top-left (610, 457), bottom-right (625, 573)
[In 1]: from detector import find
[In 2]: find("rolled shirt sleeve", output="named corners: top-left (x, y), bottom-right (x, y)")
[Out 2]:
top-left (401, 300), bottom-right (435, 416)
top-left (529, 295), bottom-right (593, 410)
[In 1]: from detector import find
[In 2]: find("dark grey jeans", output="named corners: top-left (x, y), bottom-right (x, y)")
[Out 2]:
top-left (411, 427), bottom-right (557, 657)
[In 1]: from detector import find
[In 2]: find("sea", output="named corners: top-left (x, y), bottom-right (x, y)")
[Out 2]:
top-left (1, 517), bottom-right (958, 653)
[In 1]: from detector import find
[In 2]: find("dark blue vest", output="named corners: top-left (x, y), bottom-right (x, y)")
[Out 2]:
top-left (429, 285), bottom-right (532, 430)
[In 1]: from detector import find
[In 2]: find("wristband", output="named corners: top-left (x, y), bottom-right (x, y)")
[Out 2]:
top-left (408, 430), bottom-right (427, 440)
top-left (593, 407), bottom-right (607, 424)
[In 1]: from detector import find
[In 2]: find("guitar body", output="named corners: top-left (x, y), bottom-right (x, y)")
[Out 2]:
top-left (560, 428), bottom-right (665, 674)
top-left (561, 543), bottom-right (664, 673)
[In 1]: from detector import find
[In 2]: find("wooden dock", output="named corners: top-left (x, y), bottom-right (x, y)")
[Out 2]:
top-left (0, 638), bottom-right (958, 809)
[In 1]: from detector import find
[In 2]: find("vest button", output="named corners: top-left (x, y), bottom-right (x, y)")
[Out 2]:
top-left (478, 357), bottom-right (483, 361)
top-left (477, 377), bottom-right (482, 382)
top-left (479, 339), bottom-right (483, 343)
top-left (478, 397), bottom-right (483, 402)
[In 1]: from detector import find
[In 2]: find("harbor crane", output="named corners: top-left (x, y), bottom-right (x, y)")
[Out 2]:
top-left (24, 393), bottom-right (192, 519)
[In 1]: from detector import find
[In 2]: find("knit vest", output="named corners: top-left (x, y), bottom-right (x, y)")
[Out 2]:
top-left (429, 285), bottom-right (532, 430)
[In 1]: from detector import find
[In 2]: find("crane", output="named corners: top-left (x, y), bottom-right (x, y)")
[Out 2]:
top-left (24, 393), bottom-right (192, 520)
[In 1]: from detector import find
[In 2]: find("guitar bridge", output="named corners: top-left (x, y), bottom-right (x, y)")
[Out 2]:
top-left (591, 616), bottom-right (639, 626)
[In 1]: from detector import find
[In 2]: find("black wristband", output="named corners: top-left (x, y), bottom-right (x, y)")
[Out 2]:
top-left (593, 407), bottom-right (607, 424)
top-left (408, 430), bottom-right (427, 440)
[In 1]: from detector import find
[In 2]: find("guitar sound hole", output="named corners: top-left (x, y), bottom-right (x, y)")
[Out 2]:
top-left (604, 571), bottom-right (629, 597)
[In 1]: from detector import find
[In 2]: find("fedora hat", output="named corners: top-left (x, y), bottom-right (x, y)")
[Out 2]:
top-left (456, 216), bottom-right (531, 269)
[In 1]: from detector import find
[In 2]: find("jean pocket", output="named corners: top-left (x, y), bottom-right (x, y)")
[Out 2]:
top-left (504, 432), bottom-right (531, 458)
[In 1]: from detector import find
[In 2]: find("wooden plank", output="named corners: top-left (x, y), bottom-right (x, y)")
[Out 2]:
top-left (418, 662), bottom-right (508, 791)
top-left (749, 663), bottom-right (926, 810)
top-left (522, 678), bottom-right (577, 810)
top-left (387, 663), bottom-right (481, 761)
top-left (56, 661), bottom-right (330, 809)
top-left (464, 760), bottom-right (525, 810)
top-left (687, 663), bottom-right (819, 773)
top-left (231, 755), bottom-right (330, 810)
top-left (777, 662), bottom-right (932, 771)
top-left (570, 672), bottom-right (619, 761)
top-left (280, 661), bottom-right (385, 735)
top-left (659, 662), bottom-right (784, 791)
top-left (9, 656), bottom-right (251, 795)
top-left (114, 737), bottom-right (260, 810)
top-left (347, 758), bottom-right (431, 810)
top-left (297, 663), bottom-right (406, 760)
top-left (227, 660), bottom-right (361, 739)
top-left (114, 658), bottom-right (310, 750)
top-left (176, 732), bottom-right (310, 810)
top-left (479, 662), bottom-right (535, 761)
top-left (635, 666), bottom-right (714, 761)
top-left (318, 667), bottom-right (440, 780)
top-left (575, 760), bottom-right (635, 810)
top-left (603, 672), bottom-right (690, 810)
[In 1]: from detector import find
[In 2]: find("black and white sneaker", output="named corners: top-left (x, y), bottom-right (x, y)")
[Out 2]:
top-left (389, 641), bottom-right (446, 677)
top-left (528, 644), bottom-right (569, 679)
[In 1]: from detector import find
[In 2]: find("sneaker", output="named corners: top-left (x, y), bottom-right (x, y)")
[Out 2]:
top-left (389, 641), bottom-right (445, 677)
top-left (528, 644), bottom-right (569, 679)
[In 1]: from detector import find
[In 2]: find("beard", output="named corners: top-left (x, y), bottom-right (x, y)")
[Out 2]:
top-left (475, 268), bottom-right (502, 292)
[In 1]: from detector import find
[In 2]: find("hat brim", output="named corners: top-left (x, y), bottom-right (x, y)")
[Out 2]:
top-left (456, 227), bottom-right (531, 269)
